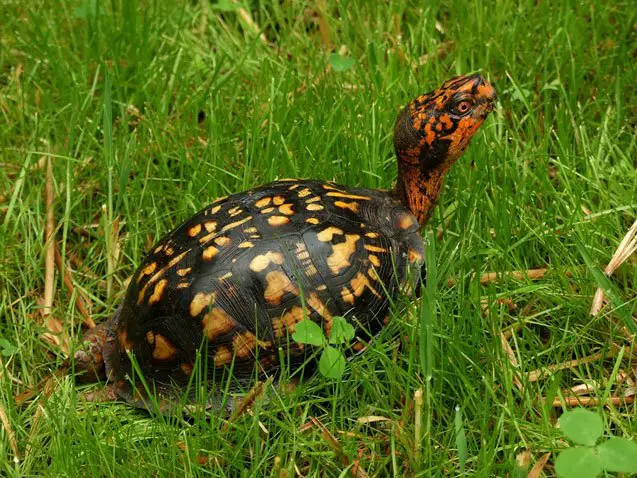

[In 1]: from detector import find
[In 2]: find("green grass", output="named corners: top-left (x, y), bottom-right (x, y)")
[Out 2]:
top-left (1, 0), bottom-right (636, 475)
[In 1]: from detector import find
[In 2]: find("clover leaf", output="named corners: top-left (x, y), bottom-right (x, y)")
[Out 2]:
top-left (291, 319), bottom-right (324, 346)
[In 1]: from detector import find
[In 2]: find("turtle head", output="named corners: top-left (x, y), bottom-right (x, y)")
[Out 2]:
top-left (394, 74), bottom-right (496, 224)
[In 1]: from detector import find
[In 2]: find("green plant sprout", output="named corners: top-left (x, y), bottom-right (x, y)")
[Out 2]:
top-left (555, 408), bottom-right (637, 478)
top-left (291, 316), bottom-right (355, 379)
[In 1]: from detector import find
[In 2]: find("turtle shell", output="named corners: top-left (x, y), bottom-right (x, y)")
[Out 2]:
top-left (103, 179), bottom-right (424, 410)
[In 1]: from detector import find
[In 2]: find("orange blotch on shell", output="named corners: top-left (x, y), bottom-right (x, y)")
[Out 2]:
top-left (176, 282), bottom-right (190, 289)
top-left (190, 291), bottom-right (214, 317)
top-left (244, 226), bottom-right (258, 233)
top-left (228, 206), bottom-right (242, 217)
top-left (249, 251), bottom-right (284, 272)
top-left (136, 250), bottom-right (189, 304)
top-left (208, 205), bottom-right (222, 215)
top-left (268, 215), bottom-right (290, 226)
top-left (188, 224), bottom-right (202, 237)
top-left (278, 203), bottom-right (294, 215)
top-left (273, 196), bottom-right (285, 206)
top-left (180, 363), bottom-right (193, 376)
top-left (306, 196), bottom-right (321, 203)
top-left (327, 234), bottom-right (360, 274)
top-left (325, 192), bottom-right (371, 201)
top-left (202, 308), bottom-right (235, 340)
top-left (341, 286), bottom-right (355, 305)
top-left (177, 267), bottom-right (191, 277)
top-left (294, 242), bottom-right (310, 260)
top-left (219, 272), bottom-right (232, 280)
top-left (213, 346), bottom-right (232, 367)
top-left (364, 244), bottom-right (388, 253)
top-left (306, 293), bottom-right (333, 336)
top-left (322, 183), bottom-right (347, 193)
top-left (288, 184), bottom-right (300, 190)
top-left (365, 232), bottom-right (380, 238)
top-left (163, 246), bottom-right (174, 256)
top-left (238, 241), bottom-right (253, 248)
top-left (151, 333), bottom-right (178, 361)
top-left (214, 236), bottom-right (231, 246)
top-left (369, 254), bottom-right (381, 267)
top-left (148, 279), bottom-right (168, 305)
top-left (221, 216), bottom-right (252, 232)
top-left (297, 188), bottom-right (312, 198)
top-left (261, 207), bottom-right (275, 214)
top-left (334, 201), bottom-right (360, 213)
top-left (118, 329), bottom-right (133, 351)
top-left (350, 271), bottom-right (382, 299)
top-left (204, 221), bottom-right (217, 233)
top-left (316, 226), bottom-right (344, 242)
top-left (137, 261), bottom-right (157, 283)
top-left (202, 246), bottom-right (219, 261)
top-left (232, 331), bottom-right (271, 358)
top-left (199, 232), bottom-right (216, 244)
top-left (306, 217), bottom-right (319, 224)
top-left (274, 306), bottom-right (306, 337)
top-left (263, 271), bottom-right (298, 306)
top-left (255, 197), bottom-right (272, 208)
top-left (306, 203), bottom-right (324, 211)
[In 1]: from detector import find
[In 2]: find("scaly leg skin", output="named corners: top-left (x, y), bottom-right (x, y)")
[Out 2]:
top-left (82, 384), bottom-right (120, 403)
top-left (74, 324), bottom-right (109, 383)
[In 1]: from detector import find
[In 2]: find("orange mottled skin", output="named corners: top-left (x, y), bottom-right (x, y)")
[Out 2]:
top-left (394, 74), bottom-right (496, 224)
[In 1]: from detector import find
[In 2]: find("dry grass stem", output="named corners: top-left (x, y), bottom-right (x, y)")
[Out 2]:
top-left (590, 218), bottom-right (637, 315)
top-left (356, 415), bottom-right (392, 425)
top-left (0, 401), bottom-right (20, 462)
top-left (54, 243), bottom-right (95, 328)
top-left (43, 156), bottom-right (56, 316)
top-left (24, 375), bottom-right (59, 458)
top-left (14, 367), bottom-right (68, 405)
top-left (221, 377), bottom-right (272, 432)
top-left (316, 0), bottom-right (331, 49)
top-left (413, 388), bottom-right (423, 462)
top-left (551, 395), bottom-right (635, 408)
top-left (304, 417), bottom-right (369, 478)
top-left (418, 41), bottom-right (454, 65)
top-left (500, 333), bottom-right (524, 390)
top-left (231, 0), bottom-right (267, 45)
top-left (528, 347), bottom-right (619, 382)
top-left (447, 268), bottom-right (548, 287)
top-left (528, 452), bottom-right (551, 478)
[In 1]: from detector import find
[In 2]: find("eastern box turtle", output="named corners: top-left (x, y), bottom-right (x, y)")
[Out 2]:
top-left (75, 74), bottom-right (496, 412)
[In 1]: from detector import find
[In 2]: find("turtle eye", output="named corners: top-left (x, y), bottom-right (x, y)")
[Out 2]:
top-left (453, 100), bottom-right (473, 115)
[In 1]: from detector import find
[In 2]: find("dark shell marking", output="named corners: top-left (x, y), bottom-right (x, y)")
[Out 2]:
top-left (103, 179), bottom-right (424, 408)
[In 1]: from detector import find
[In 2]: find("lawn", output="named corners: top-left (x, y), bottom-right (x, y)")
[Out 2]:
top-left (1, 0), bottom-right (636, 475)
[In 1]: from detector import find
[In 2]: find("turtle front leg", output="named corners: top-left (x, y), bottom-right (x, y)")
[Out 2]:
top-left (82, 384), bottom-right (120, 402)
top-left (74, 323), bottom-right (109, 383)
